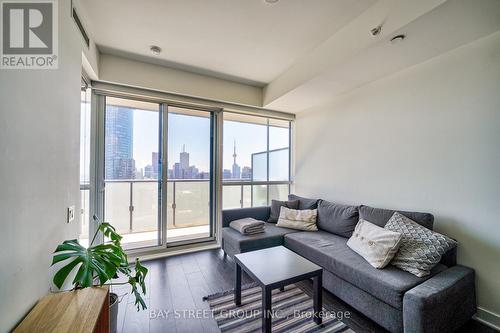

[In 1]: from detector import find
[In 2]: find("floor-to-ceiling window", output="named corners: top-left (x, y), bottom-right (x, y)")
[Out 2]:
top-left (97, 95), bottom-right (217, 250)
top-left (81, 88), bottom-right (292, 252)
top-left (222, 113), bottom-right (292, 209)
top-left (79, 79), bottom-right (91, 247)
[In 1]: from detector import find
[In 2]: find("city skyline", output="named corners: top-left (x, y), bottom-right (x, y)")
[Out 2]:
top-left (104, 106), bottom-right (288, 180)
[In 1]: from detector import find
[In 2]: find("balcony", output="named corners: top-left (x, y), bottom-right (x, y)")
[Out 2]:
top-left (80, 179), bottom-right (210, 249)
top-left (80, 179), bottom-right (289, 249)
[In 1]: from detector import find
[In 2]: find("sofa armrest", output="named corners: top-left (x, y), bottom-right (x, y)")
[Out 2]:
top-left (403, 265), bottom-right (476, 333)
top-left (221, 206), bottom-right (271, 228)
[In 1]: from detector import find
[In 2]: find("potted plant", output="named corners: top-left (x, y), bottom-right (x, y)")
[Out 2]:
top-left (51, 216), bottom-right (148, 333)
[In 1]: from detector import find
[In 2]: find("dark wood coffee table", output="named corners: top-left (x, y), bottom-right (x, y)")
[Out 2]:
top-left (234, 246), bottom-right (323, 333)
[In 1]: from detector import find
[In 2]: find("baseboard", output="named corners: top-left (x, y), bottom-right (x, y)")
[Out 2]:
top-left (136, 243), bottom-right (221, 262)
top-left (474, 307), bottom-right (500, 331)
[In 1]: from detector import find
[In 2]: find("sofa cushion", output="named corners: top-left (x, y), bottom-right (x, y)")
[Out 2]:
top-left (288, 194), bottom-right (320, 210)
top-left (222, 223), bottom-right (299, 253)
top-left (268, 199), bottom-right (299, 223)
top-left (359, 205), bottom-right (434, 230)
top-left (317, 200), bottom-right (359, 237)
top-left (284, 231), bottom-right (447, 309)
top-left (277, 207), bottom-right (318, 231)
top-left (347, 219), bottom-right (402, 269)
top-left (385, 212), bottom-right (457, 277)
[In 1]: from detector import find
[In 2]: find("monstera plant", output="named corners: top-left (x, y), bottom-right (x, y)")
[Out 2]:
top-left (51, 216), bottom-right (148, 320)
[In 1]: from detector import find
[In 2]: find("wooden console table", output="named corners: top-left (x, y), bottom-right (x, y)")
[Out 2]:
top-left (14, 286), bottom-right (109, 333)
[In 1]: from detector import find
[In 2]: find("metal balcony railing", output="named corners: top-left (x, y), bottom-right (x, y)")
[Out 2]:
top-left (103, 179), bottom-right (210, 235)
top-left (80, 179), bottom-right (290, 238)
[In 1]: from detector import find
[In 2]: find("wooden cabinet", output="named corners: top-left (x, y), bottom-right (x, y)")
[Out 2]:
top-left (14, 286), bottom-right (109, 333)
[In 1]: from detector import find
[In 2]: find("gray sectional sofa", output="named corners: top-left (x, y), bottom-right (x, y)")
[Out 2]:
top-left (221, 195), bottom-right (476, 333)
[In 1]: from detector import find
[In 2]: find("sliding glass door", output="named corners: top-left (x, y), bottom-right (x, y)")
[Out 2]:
top-left (99, 96), bottom-right (216, 250)
top-left (166, 107), bottom-right (213, 243)
top-left (104, 97), bottom-right (162, 250)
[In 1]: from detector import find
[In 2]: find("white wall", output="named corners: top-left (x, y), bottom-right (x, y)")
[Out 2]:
top-left (99, 54), bottom-right (263, 107)
top-left (0, 0), bottom-right (82, 331)
top-left (73, 0), bottom-right (100, 79)
top-left (294, 31), bottom-right (500, 326)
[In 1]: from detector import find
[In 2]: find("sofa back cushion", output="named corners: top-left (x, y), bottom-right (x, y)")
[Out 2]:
top-left (317, 200), bottom-right (359, 237)
top-left (288, 194), bottom-right (320, 210)
top-left (268, 199), bottom-right (299, 223)
top-left (359, 205), bottom-right (434, 230)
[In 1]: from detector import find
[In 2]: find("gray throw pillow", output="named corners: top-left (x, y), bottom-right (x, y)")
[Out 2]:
top-left (385, 212), bottom-right (457, 277)
top-left (317, 200), bottom-right (359, 237)
top-left (288, 194), bottom-right (319, 210)
top-left (268, 199), bottom-right (299, 223)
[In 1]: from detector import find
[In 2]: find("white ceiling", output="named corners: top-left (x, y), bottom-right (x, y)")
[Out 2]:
top-left (79, 0), bottom-right (376, 86)
top-left (263, 0), bottom-right (500, 112)
top-left (79, 0), bottom-right (500, 112)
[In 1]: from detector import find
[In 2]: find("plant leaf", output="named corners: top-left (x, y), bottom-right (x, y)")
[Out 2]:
top-left (53, 258), bottom-right (81, 289)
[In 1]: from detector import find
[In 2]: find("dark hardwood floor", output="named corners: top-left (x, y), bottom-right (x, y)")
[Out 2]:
top-left (113, 249), bottom-right (495, 333)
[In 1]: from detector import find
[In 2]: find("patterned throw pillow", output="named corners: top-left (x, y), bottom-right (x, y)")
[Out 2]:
top-left (385, 212), bottom-right (457, 277)
top-left (277, 207), bottom-right (318, 231)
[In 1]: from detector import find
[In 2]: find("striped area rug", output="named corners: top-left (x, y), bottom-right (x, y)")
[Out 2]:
top-left (204, 284), bottom-right (355, 333)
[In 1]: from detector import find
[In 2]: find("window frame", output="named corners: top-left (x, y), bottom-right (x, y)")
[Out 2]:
top-left (222, 113), bottom-right (293, 209)
top-left (83, 81), bottom-right (294, 256)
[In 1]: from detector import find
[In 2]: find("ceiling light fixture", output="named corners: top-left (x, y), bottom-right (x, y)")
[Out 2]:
top-left (390, 34), bottom-right (406, 44)
top-left (150, 45), bottom-right (162, 55)
top-left (370, 25), bottom-right (382, 36)
top-left (264, 0), bottom-right (279, 4)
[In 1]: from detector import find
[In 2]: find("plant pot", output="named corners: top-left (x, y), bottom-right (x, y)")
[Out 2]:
top-left (110, 292), bottom-right (119, 333)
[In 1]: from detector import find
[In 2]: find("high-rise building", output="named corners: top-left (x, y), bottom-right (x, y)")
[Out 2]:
top-left (232, 140), bottom-right (241, 179)
top-left (173, 162), bottom-right (182, 179)
top-left (105, 106), bottom-right (135, 179)
top-left (223, 169), bottom-right (232, 179)
top-left (144, 165), bottom-right (154, 179)
top-left (241, 166), bottom-right (252, 179)
top-left (151, 152), bottom-right (159, 178)
top-left (180, 144), bottom-right (189, 170)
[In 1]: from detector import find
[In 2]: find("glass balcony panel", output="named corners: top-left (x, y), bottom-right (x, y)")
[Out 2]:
top-left (252, 152), bottom-right (267, 181)
top-left (169, 181), bottom-right (210, 241)
top-left (269, 184), bottom-right (289, 202)
top-left (223, 185), bottom-right (242, 209)
top-left (252, 185), bottom-right (268, 207)
top-left (242, 185), bottom-right (252, 208)
top-left (132, 182), bottom-right (159, 234)
top-left (269, 148), bottom-right (289, 181)
top-left (104, 182), bottom-right (131, 235)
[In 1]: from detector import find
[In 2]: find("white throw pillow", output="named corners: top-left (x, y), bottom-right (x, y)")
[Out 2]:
top-left (347, 219), bottom-right (402, 268)
top-left (277, 207), bottom-right (318, 231)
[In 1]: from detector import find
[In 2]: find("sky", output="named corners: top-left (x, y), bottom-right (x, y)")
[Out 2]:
top-left (129, 109), bottom-right (289, 173)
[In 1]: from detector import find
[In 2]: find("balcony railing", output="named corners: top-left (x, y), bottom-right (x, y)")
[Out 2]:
top-left (103, 179), bottom-right (210, 236)
top-left (79, 179), bottom-right (290, 247)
